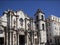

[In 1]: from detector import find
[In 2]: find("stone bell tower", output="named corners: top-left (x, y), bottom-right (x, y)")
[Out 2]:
top-left (35, 9), bottom-right (47, 45)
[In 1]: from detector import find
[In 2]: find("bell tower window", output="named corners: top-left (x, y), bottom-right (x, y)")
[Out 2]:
top-left (41, 15), bottom-right (44, 20)
top-left (42, 24), bottom-right (44, 30)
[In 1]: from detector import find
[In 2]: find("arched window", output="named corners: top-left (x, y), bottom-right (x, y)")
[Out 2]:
top-left (19, 18), bottom-right (23, 26)
top-left (19, 18), bottom-right (23, 22)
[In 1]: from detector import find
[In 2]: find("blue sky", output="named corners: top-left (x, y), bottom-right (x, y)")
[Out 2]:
top-left (0, 0), bottom-right (60, 18)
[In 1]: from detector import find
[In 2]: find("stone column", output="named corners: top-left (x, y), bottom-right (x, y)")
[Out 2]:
top-left (7, 12), bottom-right (11, 45)
top-left (7, 11), bottom-right (14, 45)
top-left (4, 27), bottom-right (7, 45)
top-left (25, 18), bottom-right (28, 45)
top-left (25, 30), bottom-right (28, 45)
top-left (18, 33), bottom-right (19, 45)
top-left (33, 32), bottom-right (35, 45)
top-left (10, 13), bottom-right (13, 45)
top-left (16, 31), bottom-right (18, 45)
top-left (27, 32), bottom-right (29, 45)
top-left (38, 30), bottom-right (40, 45)
top-left (16, 16), bottom-right (18, 45)
top-left (31, 31), bottom-right (33, 45)
top-left (30, 18), bottom-right (34, 45)
top-left (37, 17), bottom-right (41, 45)
top-left (10, 31), bottom-right (13, 45)
top-left (31, 18), bottom-right (35, 45)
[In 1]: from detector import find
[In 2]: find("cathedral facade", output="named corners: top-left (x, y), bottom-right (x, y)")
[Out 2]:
top-left (0, 9), bottom-right (47, 45)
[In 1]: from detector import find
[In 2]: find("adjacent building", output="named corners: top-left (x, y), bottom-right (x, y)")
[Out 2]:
top-left (46, 15), bottom-right (60, 45)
